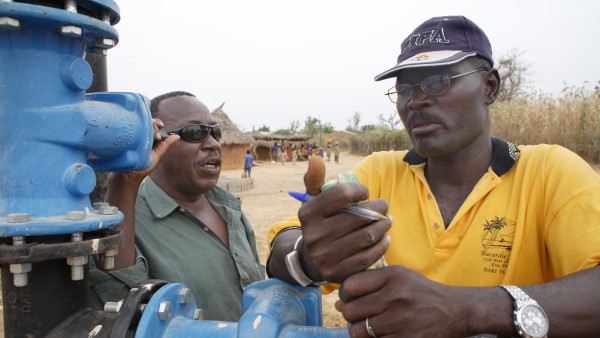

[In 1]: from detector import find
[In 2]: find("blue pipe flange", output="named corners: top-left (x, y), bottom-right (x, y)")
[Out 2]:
top-left (134, 279), bottom-right (349, 338)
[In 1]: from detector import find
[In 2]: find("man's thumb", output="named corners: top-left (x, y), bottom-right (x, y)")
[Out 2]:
top-left (304, 156), bottom-right (326, 196)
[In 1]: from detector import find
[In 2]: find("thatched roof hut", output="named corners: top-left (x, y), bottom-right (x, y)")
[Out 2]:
top-left (211, 103), bottom-right (254, 170)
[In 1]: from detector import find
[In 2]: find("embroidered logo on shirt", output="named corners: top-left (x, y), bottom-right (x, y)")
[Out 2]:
top-left (480, 216), bottom-right (514, 275)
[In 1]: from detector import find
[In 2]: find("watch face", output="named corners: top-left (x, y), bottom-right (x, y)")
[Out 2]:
top-left (517, 304), bottom-right (549, 338)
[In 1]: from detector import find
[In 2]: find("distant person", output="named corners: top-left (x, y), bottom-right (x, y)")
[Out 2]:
top-left (326, 143), bottom-right (332, 162)
top-left (286, 144), bottom-right (292, 162)
top-left (267, 16), bottom-right (600, 337)
top-left (91, 91), bottom-right (264, 321)
top-left (273, 142), bottom-right (279, 162)
top-left (333, 142), bottom-right (340, 164)
top-left (244, 149), bottom-right (253, 178)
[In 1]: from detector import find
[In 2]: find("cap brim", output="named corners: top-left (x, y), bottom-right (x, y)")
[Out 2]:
top-left (374, 50), bottom-right (476, 81)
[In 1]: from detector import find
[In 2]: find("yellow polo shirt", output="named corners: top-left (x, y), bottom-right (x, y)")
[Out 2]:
top-left (268, 138), bottom-right (600, 288)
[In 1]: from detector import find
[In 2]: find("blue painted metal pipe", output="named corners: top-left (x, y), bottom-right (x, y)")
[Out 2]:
top-left (134, 279), bottom-right (350, 338)
top-left (0, 1), bottom-right (153, 236)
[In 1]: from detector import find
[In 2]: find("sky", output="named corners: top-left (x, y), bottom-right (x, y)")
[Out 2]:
top-left (107, 0), bottom-right (600, 132)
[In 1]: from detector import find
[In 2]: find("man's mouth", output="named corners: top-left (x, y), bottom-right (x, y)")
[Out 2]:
top-left (201, 158), bottom-right (221, 168)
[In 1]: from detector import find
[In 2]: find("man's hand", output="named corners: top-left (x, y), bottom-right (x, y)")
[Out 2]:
top-left (339, 266), bottom-right (471, 338)
top-left (102, 118), bottom-right (179, 270)
top-left (297, 157), bottom-right (392, 283)
top-left (121, 118), bottom-right (180, 184)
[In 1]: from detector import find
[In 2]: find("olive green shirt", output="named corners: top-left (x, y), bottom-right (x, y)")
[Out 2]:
top-left (89, 177), bottom-right (265, 321)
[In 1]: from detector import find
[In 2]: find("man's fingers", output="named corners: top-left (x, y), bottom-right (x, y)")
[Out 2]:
top-left (153, 134), bottom-right (179, 159)
top-left (304, 156), bottom-right (326, 196)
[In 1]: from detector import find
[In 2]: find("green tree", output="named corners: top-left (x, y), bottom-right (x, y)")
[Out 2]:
top-left (258, 124), bottom-right (270, 132)
top-left (303, 116), bottom-right (320, 137)
top-left (321, 122), bottom-right (334, 134)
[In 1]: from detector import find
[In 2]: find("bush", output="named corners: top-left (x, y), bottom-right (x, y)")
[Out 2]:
top-left (349, 128), bottom-right (411, 155)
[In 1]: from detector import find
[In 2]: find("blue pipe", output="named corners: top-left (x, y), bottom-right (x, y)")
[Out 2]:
top-left (134, 279), bottom-right (350, 338)
top-left (0, 1), bottom-right (152, 236)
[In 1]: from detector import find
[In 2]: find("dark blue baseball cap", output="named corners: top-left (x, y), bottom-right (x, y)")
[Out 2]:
top-left (374, 16), bottom-right (493, 81)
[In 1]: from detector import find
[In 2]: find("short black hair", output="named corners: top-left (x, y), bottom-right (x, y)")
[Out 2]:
top-left (150, 91), bottom-right (195, 117)
top-left (465, 55), bottom-right (492, 70)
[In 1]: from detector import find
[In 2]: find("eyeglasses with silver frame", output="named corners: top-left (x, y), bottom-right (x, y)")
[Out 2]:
top-left (385, 68), bottom-right (488, 104)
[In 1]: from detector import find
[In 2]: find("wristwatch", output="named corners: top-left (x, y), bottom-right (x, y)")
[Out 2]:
top-left (500, 285), bottom-right (549, 338)
top-left (285, 235), bottom-right (327, 287)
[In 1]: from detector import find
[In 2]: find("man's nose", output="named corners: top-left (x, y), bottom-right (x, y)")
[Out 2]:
top-left (407, 85), bottom-right (431, 108)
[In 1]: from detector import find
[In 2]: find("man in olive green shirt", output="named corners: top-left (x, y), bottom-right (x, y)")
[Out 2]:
top-left (90, 91), bottom-right (264, 321)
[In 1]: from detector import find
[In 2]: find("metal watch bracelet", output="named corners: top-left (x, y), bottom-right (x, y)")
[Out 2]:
top-left (284, 235), bottom-right (326, 287)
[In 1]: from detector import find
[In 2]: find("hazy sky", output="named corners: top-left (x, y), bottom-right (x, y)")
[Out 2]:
top-left (107, 0), bottom-right (600, 132)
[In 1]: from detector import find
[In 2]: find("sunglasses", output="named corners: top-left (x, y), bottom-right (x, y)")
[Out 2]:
top-left (160, 124), bottom-right (222, 143)
top-left (386, 68), bottom-right (488, 104)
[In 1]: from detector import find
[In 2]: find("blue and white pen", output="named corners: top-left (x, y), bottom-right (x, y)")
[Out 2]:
top-left (288, 191), bottom-right (388, 221)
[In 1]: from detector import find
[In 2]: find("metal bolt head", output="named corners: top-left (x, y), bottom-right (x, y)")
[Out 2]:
top-left (0, 17), bottom-right (20, 30)
top-left (192, 308), bottom-right (204, 320)
top-left (93, 202), bottom-right (109, 211)
top-left (104, 300), bottom-right (123, 313)
top-left (96, 38), bottom-right (115, 48)
top-left (61, 25), bottom-right (82, 37)
top-left (7, 213), bottom-right (31, 223)
top-left (178, 287), bottom-right (192, 304)
top-left (157, 301), bottom-right (172, 320)
top-left (66, 211), bottom-right (86, 220)
top-left (99, 205), bottom-right (118, 215)
top-left (10, 263), bottom-right (32, 274)
top-left (67, 255), bottom-right (88, 266)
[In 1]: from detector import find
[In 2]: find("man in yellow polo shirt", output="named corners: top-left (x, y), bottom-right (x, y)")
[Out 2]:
top-left (267, 16), bottom-right (600, 337)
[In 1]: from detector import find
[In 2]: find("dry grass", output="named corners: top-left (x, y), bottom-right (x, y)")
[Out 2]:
top-left (491, 86), bottom-right (600, 163)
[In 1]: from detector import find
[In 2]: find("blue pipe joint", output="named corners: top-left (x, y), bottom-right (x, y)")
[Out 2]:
top-left (135, 279), bottom-right (349, 338)
top-left (0, 1), bottom-right (153, 236)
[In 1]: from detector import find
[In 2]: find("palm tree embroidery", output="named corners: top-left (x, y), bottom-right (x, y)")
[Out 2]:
top-left (481, 216), bottom-right (509, 251)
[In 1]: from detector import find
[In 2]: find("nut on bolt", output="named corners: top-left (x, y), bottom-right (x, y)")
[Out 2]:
top-left (99, 205), bottom-right (118, 215)
top-left (10, 263), bottom-right (32, 274)
top-left (178, 287), bottom-right (192, 304)
top-left (7, 213), bottom-right (31, 223)
top-left (0, 17), bottom-right (20, 30)
top-left (10, 263), bottom-right (32, 287)
top-left (66, 210), bottom-right (86, 220)
top-left (60, 25), bottom-right (82, 37)
top-left (104, 300), bottom-right (123, 313)
top-left (95, 38), bottom-right (115, 48)
top-left (102, 248), bottom-right (118, 270)
top-left (192, 308), bottom-right (204, 320)
top-left (157, 301), bottom-right (172, 320)
top-left (93, 202), bottom-right (109, 211)
top-left (67, 255), bottom-right (88, 266)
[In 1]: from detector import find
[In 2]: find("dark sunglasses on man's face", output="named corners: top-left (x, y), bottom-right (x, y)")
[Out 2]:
top-left (160, 124), bottom-right (222, 143)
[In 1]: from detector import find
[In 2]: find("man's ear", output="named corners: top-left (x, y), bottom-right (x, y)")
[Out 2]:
top-left (484, 69), bottom-right (501, 105)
